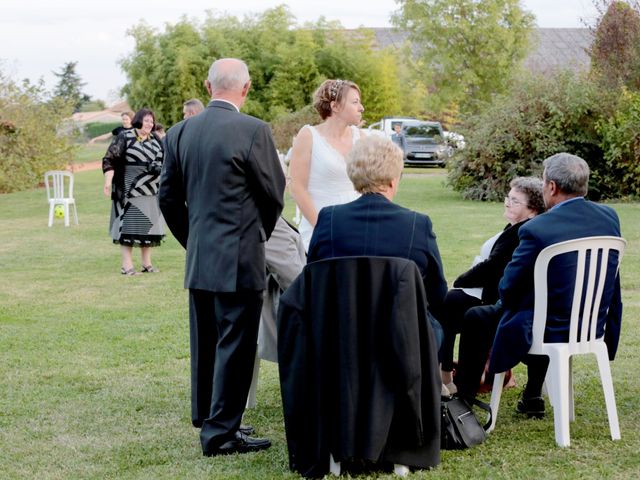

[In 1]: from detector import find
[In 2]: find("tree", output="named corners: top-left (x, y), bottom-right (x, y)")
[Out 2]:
top-left (392, 0), bottom-right (534, 117)
top-left (447, 70), bottom-right (619, 201)
top-left (0, 70), bottom-right (77, 193)
top-left (119, 7), bottom-right (416, 128)
top-left (53, 61), bottom-right (89, 112)
top-left (590, 1), bottom-right (640, 90)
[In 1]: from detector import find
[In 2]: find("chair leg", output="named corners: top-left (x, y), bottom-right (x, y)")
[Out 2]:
top-left (393, 464), bottom-right (410, 477)
top-left (246, 352), bottom-right (260, 409)
top-left (64, 203), bottom-right (70, 227)
top-left (48, 202), bottom-right (54, 227)
top-left (595, 349), bottom-right (621, 440)
top-left (547, 354), bottom-right (571, 447)
top-left (488, 372), bottom-right (505, 433)
top-left (568, 356), bottom-right (575, 422)
top-left (72, 203), bottom-right (79, 225)
top-left (329, 453), bottom-right (340, 476)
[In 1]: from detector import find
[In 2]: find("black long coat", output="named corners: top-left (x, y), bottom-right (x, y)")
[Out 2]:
top-left (278, 257), bottom-right (441, 478)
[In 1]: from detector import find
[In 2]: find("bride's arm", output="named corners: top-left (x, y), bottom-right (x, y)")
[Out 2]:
top-left (288, 127), bottom-right (319, 227)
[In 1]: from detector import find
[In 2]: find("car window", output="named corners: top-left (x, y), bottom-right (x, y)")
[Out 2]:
top-left (404, 124), bottom-right (443, 141)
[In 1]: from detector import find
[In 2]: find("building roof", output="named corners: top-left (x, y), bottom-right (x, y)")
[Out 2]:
top-left (523, 28), bottom-right (593, 73)
top-left (71, 100), bottom-right (133, 124)
top-left (368, 27), bottom-right (593, 73)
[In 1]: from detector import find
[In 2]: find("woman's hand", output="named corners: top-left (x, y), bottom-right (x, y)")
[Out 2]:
top-left (103, 170), bottom-right (114, 197)
top-left (288, 128), bottom-right (318, 226)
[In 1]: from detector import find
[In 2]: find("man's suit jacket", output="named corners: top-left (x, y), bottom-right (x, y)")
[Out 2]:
top-left (453, 220), bottom-right (530, 305)
top-left (307, 193), bottom-right (448, 321)
top-left (490, 198), bottom-right (622, 373)
top-left (159, 100), bottom-right (285, 292)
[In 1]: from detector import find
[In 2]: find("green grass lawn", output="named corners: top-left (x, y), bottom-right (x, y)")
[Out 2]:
top-left (72, 142), bottom-right (110, 166)
top-left (0, 163), bottom-right (639, 479)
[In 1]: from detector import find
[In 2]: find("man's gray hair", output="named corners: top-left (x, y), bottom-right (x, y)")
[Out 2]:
top-left (208, 59), bottom-right (250, 91)
top-left (543, 152), bottom-right (590, 196)
top-left (183, 98), bottom-right (204, 112)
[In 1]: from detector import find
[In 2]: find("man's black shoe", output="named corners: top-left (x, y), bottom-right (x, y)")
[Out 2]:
top-left (516, 395), bottom-right (545, 419)
top-left (203, 431), bottom-right (271, 457)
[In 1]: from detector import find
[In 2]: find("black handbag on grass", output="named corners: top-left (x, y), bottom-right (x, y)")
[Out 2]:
top-left (441, 396), bottom-right (492, 449)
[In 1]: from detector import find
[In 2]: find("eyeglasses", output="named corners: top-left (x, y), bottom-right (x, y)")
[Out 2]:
top-left (504, 196), bottom-right (527, 207)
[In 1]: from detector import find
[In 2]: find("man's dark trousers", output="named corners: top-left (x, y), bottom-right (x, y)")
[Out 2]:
top-left (190, 289), bottom-right (263, 451)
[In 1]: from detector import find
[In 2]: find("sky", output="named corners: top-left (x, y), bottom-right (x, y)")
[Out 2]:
top-left (0, 0), bottom-right (601, 103)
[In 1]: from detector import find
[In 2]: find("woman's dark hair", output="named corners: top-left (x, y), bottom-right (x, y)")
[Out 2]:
top-left (131, 108), bottom-right (156, 129)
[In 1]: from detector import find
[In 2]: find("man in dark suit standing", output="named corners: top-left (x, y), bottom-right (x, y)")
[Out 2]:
top-left (490, 152), bottom-right (622, 417)
top-left (307, 135), bottom-right (448, 338)
top-left (159, 58), bottom-right (285, 456)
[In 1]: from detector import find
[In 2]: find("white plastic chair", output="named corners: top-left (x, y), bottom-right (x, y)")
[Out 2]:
top-left (45, 170), bottom-right (78, 227)
top-left (488, 236), bottom-right (626, 447)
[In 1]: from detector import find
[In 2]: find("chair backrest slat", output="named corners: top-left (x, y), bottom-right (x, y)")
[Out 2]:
top-left (568, 249), bottom-right (586, 344)
top-left (531, 236), bottom-right (626, 353)
top-left (45, 170), bottom-right (74, 201)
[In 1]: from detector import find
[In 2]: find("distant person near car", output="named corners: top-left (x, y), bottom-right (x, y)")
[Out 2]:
top-left (390, 121), bottom-right (406, 154)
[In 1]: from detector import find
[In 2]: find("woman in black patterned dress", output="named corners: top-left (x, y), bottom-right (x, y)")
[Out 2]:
top-left (102, 108), bottom-right (165, 275)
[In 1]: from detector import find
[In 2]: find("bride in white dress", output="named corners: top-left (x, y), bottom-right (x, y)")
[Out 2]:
top-left (289, 79), bottom-right (367, 250)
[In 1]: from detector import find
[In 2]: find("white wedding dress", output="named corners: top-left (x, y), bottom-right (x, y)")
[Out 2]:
top-left (298, 125), bottom-right (361, 250)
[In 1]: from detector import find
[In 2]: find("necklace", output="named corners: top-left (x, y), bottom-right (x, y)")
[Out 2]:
top-left (135, 129), bottom-right (148, 143)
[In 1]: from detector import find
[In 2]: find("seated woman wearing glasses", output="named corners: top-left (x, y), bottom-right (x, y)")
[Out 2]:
top-left (439, 177), bottom-right (545, 396)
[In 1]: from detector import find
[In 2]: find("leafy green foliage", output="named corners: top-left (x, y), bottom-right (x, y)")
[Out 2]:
top-left (392, 0), bottom-right (534, 117)
top-left (83, 121), bottom-right (121, 140)
top-left (590, 1), bottom-right (640, 90)
top-left (0, 72), bottom-right (77, 193)
top-left (596, 89), bottom-right (640, 198)
top-left (270, 106), bottom-right (319, 153)
top-left (78, 99), bottom-right (106, 112)
top-left (448, 71), bottom-right (619, 200)
top-left (52, 61), bottom-right (90, 112)
top-left (120, 7), bottom-right (410, 126)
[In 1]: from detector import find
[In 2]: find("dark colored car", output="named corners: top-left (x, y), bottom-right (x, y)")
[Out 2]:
top-left (402, 121), bottom-right (452, 166)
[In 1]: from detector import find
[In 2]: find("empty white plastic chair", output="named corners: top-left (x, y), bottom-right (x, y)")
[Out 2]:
top-left (45, 170), bottom-right (78, 227)
top-left (489, 236), bottom-right (626, 447)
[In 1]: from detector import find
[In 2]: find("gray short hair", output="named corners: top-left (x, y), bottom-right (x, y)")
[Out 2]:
top-left (208, 58), bottom-right (250, 91)
top-left (346, 136), bottom-right (404, 194)
top-left (543, 153), bottom-right (590, 196)
top-left (183, 98), bottom-right (204, 113)
top-left (510, 176), bottom-right (545, 214)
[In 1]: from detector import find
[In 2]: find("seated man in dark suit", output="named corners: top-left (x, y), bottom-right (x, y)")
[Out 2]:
top-left (307, 135), bottom-right (448, 344)
top-left (489, 152), bottom-right (622, 417)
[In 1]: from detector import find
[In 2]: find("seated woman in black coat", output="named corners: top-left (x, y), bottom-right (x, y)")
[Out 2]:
top-left (440, 177), bottom-right (545, 395)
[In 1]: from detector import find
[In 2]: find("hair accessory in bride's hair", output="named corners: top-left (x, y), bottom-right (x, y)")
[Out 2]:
top-left (329, 79), bottom-right (345, 101)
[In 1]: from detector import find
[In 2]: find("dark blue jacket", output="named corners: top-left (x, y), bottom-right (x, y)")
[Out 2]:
top-left (308, 193), bottom-right (448, 322)
top-left (490, 198), bottom-right (622, 373)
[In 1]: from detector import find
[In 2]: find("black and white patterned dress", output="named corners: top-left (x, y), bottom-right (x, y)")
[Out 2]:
top-left (102, 130), bottom-right (165, 247)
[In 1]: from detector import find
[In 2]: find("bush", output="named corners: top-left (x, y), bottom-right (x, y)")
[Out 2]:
top-left (270, 106), bottom-right (319, 153)
top-left (448, 71), bottom-right (618, 201)
top-left (596, 89), bottom-right (640, 199)
top-left (78, 100), bottom-right (106, 112)
top-left (83, 121), bottom-right (121, 139)
top-left (0, 75), bottom-right (77, 193)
